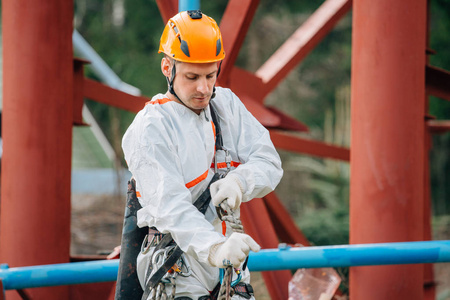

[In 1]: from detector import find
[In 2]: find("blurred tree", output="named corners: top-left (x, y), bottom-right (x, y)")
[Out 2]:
top-left (429, 0), bottom-right (450, 215)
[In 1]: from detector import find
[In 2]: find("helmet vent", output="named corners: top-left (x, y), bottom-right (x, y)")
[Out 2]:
top-left (216, 39), bottom-right (222, 56)
top-left (180, 40), bottom-right (190, 57)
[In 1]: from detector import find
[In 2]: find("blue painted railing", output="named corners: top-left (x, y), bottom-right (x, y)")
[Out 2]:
top-left (1, 240), bottom-right (449, 291)
top-left (248, 240), bottom-right (450, 271)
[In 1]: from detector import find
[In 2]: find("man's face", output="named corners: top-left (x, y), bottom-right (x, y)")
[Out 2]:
top-left (165, 58), bottom-right (218, 114)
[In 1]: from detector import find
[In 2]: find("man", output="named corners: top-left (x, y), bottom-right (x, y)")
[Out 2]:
top-left (122, 10), bottom-right (283, 300)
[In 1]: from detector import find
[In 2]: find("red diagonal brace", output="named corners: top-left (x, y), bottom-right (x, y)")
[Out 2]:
top-left (265, 106), bottom-right (309, 132)
top-left (83, 78), bottom-right (148, 113)
top-left (269, 129), bottom-right (350, 161)
top-left (263, 192), bottom-right (310, 246)
top-left (240, 200), bottom-right (291, 300)
top-left (256, 0), bottom-right (352, 95)
top-left (219, 0), bottom-right (260, 85)
top-left (156, 0), bottom-right (178, 23)
top-left (228, 67), bottom-right (268, 105)
top-left (73, 58), bottom-right (90, 126)
top-left (239, 94), bottom-right (281, 127)
top-left (426, 65), bottom-right (450, 102)
top-left (427, 120), bottom-right (450, 134)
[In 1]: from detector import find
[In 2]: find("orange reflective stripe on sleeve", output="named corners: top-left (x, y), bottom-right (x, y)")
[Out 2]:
top-left (185, 169), bottom-right (209, 189)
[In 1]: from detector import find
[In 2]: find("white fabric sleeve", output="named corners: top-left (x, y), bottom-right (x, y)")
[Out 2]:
top-left (122, 112), bottom-right (225, 264)
top-left (221, 89), bottom-right (284, 202)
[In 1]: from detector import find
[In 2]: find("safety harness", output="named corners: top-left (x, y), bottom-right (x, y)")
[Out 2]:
top-left (140, 103), bottom-right (254, 300)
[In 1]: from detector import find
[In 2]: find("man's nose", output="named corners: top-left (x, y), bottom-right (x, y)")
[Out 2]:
top-left (197, 77), bottom-right (209, 94)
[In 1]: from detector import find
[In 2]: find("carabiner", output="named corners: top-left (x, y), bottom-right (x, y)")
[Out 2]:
top-left (141, 233), bottom-right (160, 254)
top-left (177, 254), bottom-right (192, 277)
top-left (219, 268), bottom-right (242, 287)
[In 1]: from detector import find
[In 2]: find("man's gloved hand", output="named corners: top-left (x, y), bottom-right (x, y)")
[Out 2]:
top-left (211, 174), bottom-right (244, 210)
top-left (208, 232), bottom-right (261, 268)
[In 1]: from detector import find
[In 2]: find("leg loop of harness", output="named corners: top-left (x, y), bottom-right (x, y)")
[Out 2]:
top-left (173, 282), bottom-right (254, 300)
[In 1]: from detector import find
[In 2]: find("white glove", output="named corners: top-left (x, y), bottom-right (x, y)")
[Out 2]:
top-left (208, 232), bottom-right (260, 268)
top-left (211, 174), bottom-right (244, 210)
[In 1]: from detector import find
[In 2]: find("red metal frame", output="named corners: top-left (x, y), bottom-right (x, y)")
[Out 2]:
top-left (1, 0), bottom-right (449, 299)
top-left (426, 65), bottom-right (450, 102)
top-left (77, 1), bottom-right (449, 299)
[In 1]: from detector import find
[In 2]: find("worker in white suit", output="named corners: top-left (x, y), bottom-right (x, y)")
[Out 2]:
top-left (122, 10), bottom-right (283, 300)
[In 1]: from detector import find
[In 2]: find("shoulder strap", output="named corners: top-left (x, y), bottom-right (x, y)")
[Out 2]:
top-left (209, 102), bottom-right (224, 150)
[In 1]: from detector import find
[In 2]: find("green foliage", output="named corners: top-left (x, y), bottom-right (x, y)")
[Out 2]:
top-left (428, 0), bottom-right (450, 215)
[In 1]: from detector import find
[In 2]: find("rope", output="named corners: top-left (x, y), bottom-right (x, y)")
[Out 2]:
top-left (217, 202), bottom-right (245, 300)
top-left (146, 276), bottom-right (176, 300)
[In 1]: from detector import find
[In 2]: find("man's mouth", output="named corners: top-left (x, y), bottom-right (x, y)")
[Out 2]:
top-left (193, 95), bottom-right (209, 101)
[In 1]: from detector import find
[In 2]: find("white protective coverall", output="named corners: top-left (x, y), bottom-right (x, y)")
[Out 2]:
top-left (122, 87), bottom-right (283, 299)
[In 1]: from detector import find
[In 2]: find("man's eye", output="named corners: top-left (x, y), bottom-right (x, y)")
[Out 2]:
top-left (187, 76), bottom-right (197, 80)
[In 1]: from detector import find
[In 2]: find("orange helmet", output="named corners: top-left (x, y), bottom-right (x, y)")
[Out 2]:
top-left (159, 10), bottom-right (225, 63)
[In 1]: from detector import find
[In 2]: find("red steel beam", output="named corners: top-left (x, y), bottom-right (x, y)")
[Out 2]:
top-left (227, 67), bottom-right (310, 130)
top-left (239, 94), bottom-right (281, 127)
top-left (0, 0), bottom-right (73, 299)
top-left (427, 120), bottom-right (450, 134)
top-left (228, 67), bottom-right (267, 105)
top-left (156, 0), bottom-right (178, 23)
top-left (263, 193), bottom-right (310, 246)
top-left (269, 130), bottom-right (350, 161)
top-left (240, 200), bottom-right (291, 300)
top-left (426, 65), bottom-right (450, 101)
top-left (74, 59), bottom-right (89, 126)
top-left (83, 78), bottom-right (147, 113)
top-left (350, 0), bottom-right (426, 298)
top-left (218, 0), bottom-right (260, 86)
top-left (255, 0), bottom-right (352, 96)
top-left (265, 106), bottom-right (309, 132)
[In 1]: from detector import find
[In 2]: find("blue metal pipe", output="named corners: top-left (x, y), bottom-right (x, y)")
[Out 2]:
top-left (1, 240), bottom-right (449, 290)
top-left (179, 0), bottom-right (200, 12)
top-left (247, 240), bottom-right (450, 272)
top-left (0, 260), bottom-right (119, 290)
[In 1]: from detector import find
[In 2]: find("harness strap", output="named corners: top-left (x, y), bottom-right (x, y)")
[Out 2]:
top-left (172, 282), bottom-right (254, 300)
top-left (209, 102), bottom-right (224, 151)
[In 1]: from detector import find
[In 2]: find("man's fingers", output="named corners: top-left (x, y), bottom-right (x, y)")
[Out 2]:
top-left (211, 189), bottom-right (226, 206)
top-left (243, 235), bottom-right (261, 252)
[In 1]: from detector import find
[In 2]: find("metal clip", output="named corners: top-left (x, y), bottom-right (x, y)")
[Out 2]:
top-left (177, 254), bottom-right (192, 277)
top-left (220, 267), bottom-right (242, 287)
top-left (141, 233), bottom-right (162, 254)
top-left (224, 148), bottom-right (232, 175)
top-left (214, 147), bottom-right (232, 177)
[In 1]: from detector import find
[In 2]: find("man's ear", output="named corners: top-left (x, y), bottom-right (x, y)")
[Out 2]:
top-left (161, 57), bottom-right (172, 78)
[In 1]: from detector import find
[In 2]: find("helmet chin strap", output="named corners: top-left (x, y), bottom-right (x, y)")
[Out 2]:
top-left (212, 61), bottom-right (223, 99)
top-left (167, 60), bottom-right (223, 104)
top-left (167, 62), bottom-right (188, 106)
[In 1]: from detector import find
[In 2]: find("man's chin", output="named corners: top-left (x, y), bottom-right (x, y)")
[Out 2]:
top-left (192, 97), bottom-right (211, 108)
